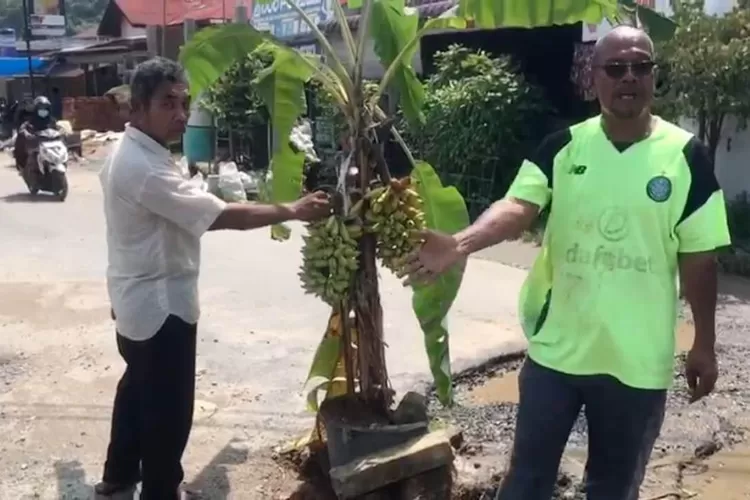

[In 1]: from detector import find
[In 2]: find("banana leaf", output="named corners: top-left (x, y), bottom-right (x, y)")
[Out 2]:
top-left (255, 50), bottom-right (315, 239)
top-left (369, 0), bottom-right (424, 126)
top-left (302, 309), bottom-right (344, 412)
top-left (456, 0), bottom-right (676, 41)
top-left (373, 9), bottom-right (467, 123)
top-left (303, 336), bottom-right (342, 412)
top-left (410, 161), bottom-right (470, 406)
top-left (179, 23), bottom-right (273, 97)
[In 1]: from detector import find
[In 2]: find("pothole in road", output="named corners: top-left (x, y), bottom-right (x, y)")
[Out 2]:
top-left (426, 320), bottom-right (750, 497)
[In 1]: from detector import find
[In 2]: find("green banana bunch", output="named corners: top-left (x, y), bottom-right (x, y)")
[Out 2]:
top-left (299, 214), bottom-right (363, 305)
top-left (363, 177), bottom-right (426, 275)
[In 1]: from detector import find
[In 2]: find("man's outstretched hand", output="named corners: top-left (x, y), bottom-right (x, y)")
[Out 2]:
top-left (290, 191), bottom-right (331, 221)
top-left (401, 230), bottom-right (465, 287)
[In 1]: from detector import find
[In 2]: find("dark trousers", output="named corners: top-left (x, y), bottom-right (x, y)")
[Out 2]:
top-left (103, 315), bottom-right (197, 500)
top-left (497, 358), bottom-right (666, 500)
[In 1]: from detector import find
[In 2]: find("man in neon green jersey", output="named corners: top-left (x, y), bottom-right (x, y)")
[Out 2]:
top-left (405, 26), bottom-right (730, 499)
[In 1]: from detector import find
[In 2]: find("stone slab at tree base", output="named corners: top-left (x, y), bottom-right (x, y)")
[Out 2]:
top-left (329, 430), bottom-right (454, 499)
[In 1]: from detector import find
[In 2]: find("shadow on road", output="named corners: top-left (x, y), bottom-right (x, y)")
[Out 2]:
top-left (189, 438), bottom-right (249, 500)
top-left (719, 272), bottom-right (750, 306)
top-left (1, 192), bottom-right (61, 203)
top-left (54, 459), bottom-right (94, 499)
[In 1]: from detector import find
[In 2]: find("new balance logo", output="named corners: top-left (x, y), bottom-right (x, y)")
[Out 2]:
top-left (569, 165), bottom-right (587, 175)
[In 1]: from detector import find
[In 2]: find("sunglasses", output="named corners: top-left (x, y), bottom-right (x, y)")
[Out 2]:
top-left (597, 61), bottom-right (656, 79)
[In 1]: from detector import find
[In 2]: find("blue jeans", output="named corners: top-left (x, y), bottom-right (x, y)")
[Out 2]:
top-left (496, 358), bottom-right (666, 500)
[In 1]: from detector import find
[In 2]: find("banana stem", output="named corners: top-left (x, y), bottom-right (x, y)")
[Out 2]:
top-left (340, 301), bottom-right (356, 396)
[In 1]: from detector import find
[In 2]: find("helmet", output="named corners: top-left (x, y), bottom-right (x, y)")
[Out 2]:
top-left (33, 96), bottom-right (51, 110)
top-left (33, 96), bottom-right (51, 119)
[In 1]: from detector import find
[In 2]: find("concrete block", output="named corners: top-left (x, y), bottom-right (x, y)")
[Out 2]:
top-left (330, 430), bottom-right (454, 499)
top-left (399, 465), bottom-right (452, 500)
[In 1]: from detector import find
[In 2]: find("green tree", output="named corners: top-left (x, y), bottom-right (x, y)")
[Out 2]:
top-left (404, 44), bottom-right (551, 220)
top-left (201, 44), bottom-right (275, 133)
top-left (656, 1), bottom-right (750, 163)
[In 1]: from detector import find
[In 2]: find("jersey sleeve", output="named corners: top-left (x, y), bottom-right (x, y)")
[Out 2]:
top-left (675, 137), bottom-right (731, 253)
top-left (505, 128), bottom-right (572, 210)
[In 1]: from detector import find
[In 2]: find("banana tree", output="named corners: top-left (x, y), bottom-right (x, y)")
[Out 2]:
top-left (180, 0), bottom-right (676, 416)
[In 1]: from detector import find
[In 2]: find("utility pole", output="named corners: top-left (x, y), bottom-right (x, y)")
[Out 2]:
top-left (21, 0), bottom-right (35, 97)
top-left (161, 0), bottom-right (167, 56)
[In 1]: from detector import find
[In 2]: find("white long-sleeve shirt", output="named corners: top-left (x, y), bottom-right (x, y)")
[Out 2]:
top-left (99, 125), bottom-right (226, 341)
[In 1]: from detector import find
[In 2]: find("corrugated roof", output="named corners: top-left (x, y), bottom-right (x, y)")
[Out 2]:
top-left (114, 0), bottom-right (245, 26)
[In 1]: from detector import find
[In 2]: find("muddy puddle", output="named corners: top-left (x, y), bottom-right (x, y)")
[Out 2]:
top-left (464, 321), bottom-right (695, 407)
top-left (684, 444), bottom-right (750, 498)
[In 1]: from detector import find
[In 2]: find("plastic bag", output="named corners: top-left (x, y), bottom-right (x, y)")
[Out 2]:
top-left (218, 162), bottom-right (247, 202)
top-left (238, 171), bottom-right (254, 191)
top-left (290, 119), bottom-right (320, 163)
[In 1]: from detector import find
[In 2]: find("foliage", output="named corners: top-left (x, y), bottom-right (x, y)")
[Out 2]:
top-left (403, 45), bottom-right (551, 220)
top-left (201, 45), bottom-right (275, 133)
top-left (655, 1), bottom-right (750, 162)
top-left (457, 0), bottom-right (676, 40)
top-left (411, 162), bottom-right (470, 404)
top-left (309, 79), bottom-right (380, 151)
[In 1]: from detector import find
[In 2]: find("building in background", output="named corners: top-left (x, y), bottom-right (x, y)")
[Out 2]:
top-left (98, 0), bottom-right (242, 60)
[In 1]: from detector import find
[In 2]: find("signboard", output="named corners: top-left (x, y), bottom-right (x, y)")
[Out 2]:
top-left (34, 0), bottom-right (62, 15)
top-left (252, 0), bottom-right (334, 39)
top-left (30, 0), bottom-right (66, 37)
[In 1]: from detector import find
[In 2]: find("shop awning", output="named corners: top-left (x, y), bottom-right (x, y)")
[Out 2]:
top-left (0, 57), bottom-right (47, 78)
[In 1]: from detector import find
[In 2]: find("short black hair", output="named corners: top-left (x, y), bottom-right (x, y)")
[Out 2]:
top-left (130, 57), bottom-right (187, 110)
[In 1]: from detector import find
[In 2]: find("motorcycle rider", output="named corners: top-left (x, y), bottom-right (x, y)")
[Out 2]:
top-left (14, 96), bottom-right (59, 173)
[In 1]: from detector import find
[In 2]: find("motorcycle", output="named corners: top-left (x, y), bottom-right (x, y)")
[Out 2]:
top-left (22, 127), bottom-right (69, 201)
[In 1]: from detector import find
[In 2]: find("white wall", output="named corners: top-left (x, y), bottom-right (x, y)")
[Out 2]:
top-left (704, 0), bottom-right (738, 15)
top-left (679, 116), bottom-right (750, 201)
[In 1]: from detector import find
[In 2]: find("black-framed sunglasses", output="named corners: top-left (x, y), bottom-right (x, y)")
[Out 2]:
top-left (597, 61), bottom-right (657, 79)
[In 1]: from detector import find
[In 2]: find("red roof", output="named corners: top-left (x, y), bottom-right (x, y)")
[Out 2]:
top-left (114, 0), bottom-right (246, 26)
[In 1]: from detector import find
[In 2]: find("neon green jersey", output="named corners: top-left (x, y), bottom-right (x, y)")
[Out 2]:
top-left (507, 116), bottom-right (731, 390)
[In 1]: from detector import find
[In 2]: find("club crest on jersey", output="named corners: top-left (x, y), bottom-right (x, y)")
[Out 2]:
top-left (646, 175), bottom-right (672, 203)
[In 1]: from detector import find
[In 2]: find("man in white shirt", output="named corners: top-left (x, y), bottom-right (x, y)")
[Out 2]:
top-left (95, 57), bottom-right (330, 500)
